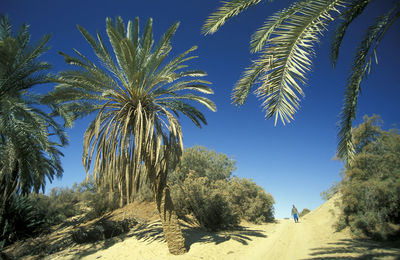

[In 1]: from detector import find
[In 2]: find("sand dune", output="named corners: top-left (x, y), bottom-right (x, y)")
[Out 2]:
top-left (41, 194), bottom-right (399, 260)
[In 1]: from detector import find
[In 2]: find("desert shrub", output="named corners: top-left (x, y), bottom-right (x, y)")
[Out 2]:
top-left (37, 186), bottom-right (83, 223)
top-left (320, 181), bottom-right (342, 201)
top-left (336, 115), bottom-right (400, 240)
top-left (71, 218), bottom-right (131, 244)
top-left (227, 177), bottom-right (274, 223)
top-left (299, 208), bottom-right (311, 217)
top-left (82, 188), bottom-right (120, 220)
top-left (172, 173), bottom-right (239, 230)
top-left (170, 146), bottom-right (274, 229)
top-left (169, 146), bottom-right (236, 183)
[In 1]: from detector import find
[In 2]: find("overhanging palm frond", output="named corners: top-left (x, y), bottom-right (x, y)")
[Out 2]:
top-left (233, 0), bottom-right (344, 125)
top-left (250, 0), bottom-right (313, 53)
top-left (202, 0), bottom-right (265, 35)
top-left (337, 3), bottom-right (400, 164)
top-left (331, 0), bottom-right (371, 68)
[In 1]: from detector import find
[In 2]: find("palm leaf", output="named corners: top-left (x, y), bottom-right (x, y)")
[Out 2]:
top-left (202, 0), bottom-right (264, 35)
top-left (234, 0), bottom-right (344, 125)
top-left (331, 0), bottom-right (371, 68)
top-left (337, 3), bottom-right (400, 164)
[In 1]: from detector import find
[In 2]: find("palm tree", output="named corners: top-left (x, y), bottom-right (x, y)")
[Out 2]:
top-left (203, 0), bottom-right (400, 164)
top-left (44, 17), bottom-right (215, 254)
top-left (0, 15), bottom-right (67, 245)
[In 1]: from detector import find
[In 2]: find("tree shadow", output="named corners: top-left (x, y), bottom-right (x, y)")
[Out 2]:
top-left (182, 224), bottom-right (268, 250)
top-left (4, 218), bottom-right (269, 259)
top-left (69, 221), bottom-right (165, 259)
top-left (70, 222), bottom-right (268, 258)
top-left (303, 238), bottom-right (400, 259)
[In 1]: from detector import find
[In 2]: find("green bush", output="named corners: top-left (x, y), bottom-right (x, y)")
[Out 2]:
top-left (227, 177), bottom-right (274, 223)
top-left (170, 146), bottom-right (275, 230)
top-left (336, 115), bottom-right (400, 240)
top-left (299, 208), bottom-right (311, 217)
top-left (169, 145), bottom-right (236, 183)
top-left (320, 181), bottom-right (342, 201)
top-left (172, 174), bottom-right (239, 230)
top-left (84, 189), bottom-right (120, 220)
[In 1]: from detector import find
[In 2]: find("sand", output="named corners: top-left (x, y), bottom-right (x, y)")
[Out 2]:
top-left (43, 195), bottom-right (400, 260)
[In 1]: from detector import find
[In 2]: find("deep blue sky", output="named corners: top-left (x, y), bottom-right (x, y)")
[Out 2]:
top-left (3, 0), bottom-right (399, 218)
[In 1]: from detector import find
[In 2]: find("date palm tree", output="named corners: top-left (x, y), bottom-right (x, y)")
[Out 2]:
top-left (44, 17), bottom-right (215, 254)
top-left (0, 15), bottom-right (67, 246)
top-left (203, 0), bottom-right (400, 164)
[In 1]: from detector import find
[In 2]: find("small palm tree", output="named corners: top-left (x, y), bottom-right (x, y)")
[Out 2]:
top-left (44, 17), bottom-right (215, 254)
top-left (0, 15), bottom-right (67, 246)
top-left (203, 0), bottom-right (400, 164)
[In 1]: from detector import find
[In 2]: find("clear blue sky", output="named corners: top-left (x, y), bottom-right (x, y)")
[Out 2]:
top-left (3, 0), bottom-right (399, 218)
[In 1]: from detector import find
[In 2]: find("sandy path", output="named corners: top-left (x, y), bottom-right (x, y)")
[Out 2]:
top-left (47, 195), bottom-right (399, 259)
top-left (241, 219), bottom-right (310, 260)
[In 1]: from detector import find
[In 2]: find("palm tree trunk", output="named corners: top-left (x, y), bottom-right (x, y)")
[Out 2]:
top-left (0, 162), bottom-right (19, 246)
top-left (155, 174), bottom-right (186, 255)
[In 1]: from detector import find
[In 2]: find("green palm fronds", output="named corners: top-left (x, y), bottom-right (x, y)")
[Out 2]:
top-left (337, 3), bottom-right (400, 163)
top-left (46, 17), bottom-right (215, 205)
top-left (204, 0), bottom-right (400, 164)
top-left (0, 15), bottom-right (66, 199)
top-left (202, 0), bottom-right (265, 35)
top-left (330, 0), bottom-right (371, 68)
top-left (233, 0), bottom-right (345, 125)
top-left (0, 17), bottom-right (67, 248)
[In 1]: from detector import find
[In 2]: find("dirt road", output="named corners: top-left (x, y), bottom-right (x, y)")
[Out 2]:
top-left (235, 196), bottom-right (400, 260)
top-left (45, 195), bottom-right (400, 260)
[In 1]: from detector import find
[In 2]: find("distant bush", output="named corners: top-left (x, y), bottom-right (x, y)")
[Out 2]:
top-left (320, 181), bottom-right (341, 201)
top-left (170, 146), bottom-right (274, 230)
top-left (84, 189), bottom-right (120, 220)
top-left (169, 145), bottom-right (236, 183)
top-left (299, 208), bottom-right (311, 217)
top-left (336, 115), bottom-right (400, 240)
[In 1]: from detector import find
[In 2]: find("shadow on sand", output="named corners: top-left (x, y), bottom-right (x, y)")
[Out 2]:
top-left (69, 221), bottom-right (268, 259)
top-left (303, 238), bottom-right (400, 260)
top-left (182, 223), bottom-right (268, 250)
top-left (68, 221), bottom-right (165, 259)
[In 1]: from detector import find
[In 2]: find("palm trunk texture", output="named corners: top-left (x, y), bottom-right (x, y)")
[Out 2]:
top-left (156, 184), bottom-right (187, 255)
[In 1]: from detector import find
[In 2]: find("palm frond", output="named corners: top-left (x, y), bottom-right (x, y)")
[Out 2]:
top-left (235, 0), bottom-right (344, 125)
top-left (250, 0), bottom-right (311, 53)
top-left (202, 0), bottom-right (264, 35)
top-left (331, 0), bottom-right (371, 68)
top-left (232, 59), bottom-right (268, 105)
top-left (0, 15), bottom-right (12, 40)
top-left (337, 2), bottom-right (400, 164)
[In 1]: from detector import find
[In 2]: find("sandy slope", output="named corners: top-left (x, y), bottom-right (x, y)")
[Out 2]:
top-left (44, 194), bottom-right (400, 260)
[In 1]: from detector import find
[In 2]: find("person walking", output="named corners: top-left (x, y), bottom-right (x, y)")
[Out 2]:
top-left (292, 205), bottom-right (299, 223)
